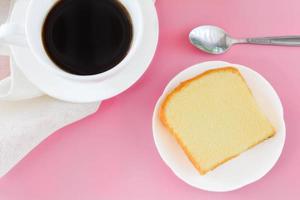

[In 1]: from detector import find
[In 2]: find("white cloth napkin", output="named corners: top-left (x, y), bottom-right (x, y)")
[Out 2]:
top-left (0, 0), bottom-right (100, 177)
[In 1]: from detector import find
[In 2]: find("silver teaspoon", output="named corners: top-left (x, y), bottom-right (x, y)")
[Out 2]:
top-left (189, 25), bottom-right (300, 54)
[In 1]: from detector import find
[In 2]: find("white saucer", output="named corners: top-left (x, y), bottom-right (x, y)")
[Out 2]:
top-left (10, 0), bottom-right (159, 103)
top-left (152, 61), bottom-right (285, 192)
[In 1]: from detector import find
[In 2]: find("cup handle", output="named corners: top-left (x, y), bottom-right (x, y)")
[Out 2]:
top-left (0, 23), bottom-right (27, 46)
top-left (0, 23), bottom-right (43, 101)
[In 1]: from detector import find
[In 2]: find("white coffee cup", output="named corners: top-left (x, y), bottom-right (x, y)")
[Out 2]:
top-left (0, 0), bottom-right (157, 102)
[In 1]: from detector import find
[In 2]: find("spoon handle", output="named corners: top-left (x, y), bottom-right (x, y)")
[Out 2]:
top-left (241, 36), bottom-right (300, 46)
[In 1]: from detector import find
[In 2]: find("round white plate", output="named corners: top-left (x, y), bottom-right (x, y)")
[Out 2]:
top-left (152, 61), bottom-right (285, 192)
top-left (10, 0), bottom-right (159, 103)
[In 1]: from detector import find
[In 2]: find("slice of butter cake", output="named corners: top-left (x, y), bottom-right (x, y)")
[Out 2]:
top-left (160, 67), bottom-right (275, 175)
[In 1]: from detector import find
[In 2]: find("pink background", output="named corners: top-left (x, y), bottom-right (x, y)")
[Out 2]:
top-left (0, 0), bottom-right (300, 199)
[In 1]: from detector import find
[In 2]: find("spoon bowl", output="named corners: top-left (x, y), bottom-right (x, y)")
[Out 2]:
top-left (189, 25), bottom-right (233, 54)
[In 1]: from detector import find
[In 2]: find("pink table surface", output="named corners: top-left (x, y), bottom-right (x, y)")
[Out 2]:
top-left (0, 0), bottom-right (300, 199)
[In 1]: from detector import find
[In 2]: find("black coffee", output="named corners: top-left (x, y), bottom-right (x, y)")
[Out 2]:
top-left (42, 0), bottom-right (133, 75)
